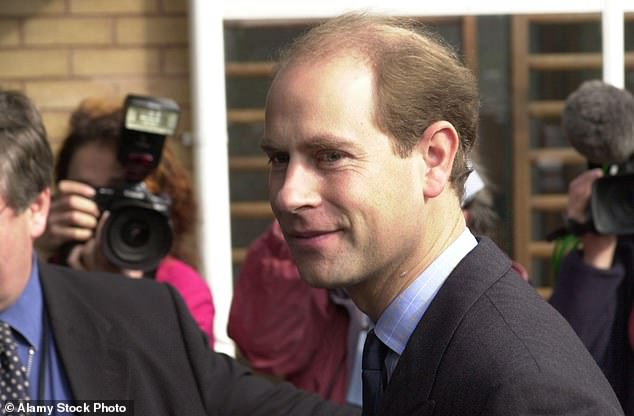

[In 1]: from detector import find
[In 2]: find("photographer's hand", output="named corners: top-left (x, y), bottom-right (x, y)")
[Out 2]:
top-left (567, 169), bottom-right (617, 269)
top-left (67, 212), bottom-right (143, 278)
top-left (35, 180), bottom-right (101, 260)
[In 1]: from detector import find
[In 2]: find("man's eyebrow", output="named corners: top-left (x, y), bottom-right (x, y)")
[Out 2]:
top-left (259, 137), bottom-right (277, 152)
top-left (260, 134), bottom-right (364, 153)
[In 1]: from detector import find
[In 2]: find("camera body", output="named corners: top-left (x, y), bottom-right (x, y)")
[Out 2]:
top-left (97, 94), bottom-right (180, 272)
top-left (590, 158), bottom-right (634, 235)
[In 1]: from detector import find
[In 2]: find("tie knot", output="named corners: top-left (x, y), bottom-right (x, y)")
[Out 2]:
top-left (362, 330), bottom-right (389, 371)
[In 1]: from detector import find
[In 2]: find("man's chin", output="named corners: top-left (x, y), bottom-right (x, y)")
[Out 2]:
top-left (297, 269), bottom-right (346, 290)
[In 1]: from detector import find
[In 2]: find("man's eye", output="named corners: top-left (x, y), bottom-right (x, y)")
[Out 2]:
top-left (268, 153), bottom-right (289, 165)
top-left (320, 151), bottom-right (344, 163)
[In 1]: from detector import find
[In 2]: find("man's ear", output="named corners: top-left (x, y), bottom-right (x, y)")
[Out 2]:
top-left (417, 120), bottom-right (459, 198)
top-left (29, 188), bottom-right (51, 239)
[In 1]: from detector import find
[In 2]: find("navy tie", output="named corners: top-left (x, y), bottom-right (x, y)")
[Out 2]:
top-left (361, 330), bottom-right (389, 416)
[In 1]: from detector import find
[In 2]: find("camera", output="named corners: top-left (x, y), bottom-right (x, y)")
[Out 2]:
top-left (558, 80), bottom-right (634, 238)
top-left (590, 158), bottom-right (634, 235)
top-left (96, 94), bottom-right (180, 272)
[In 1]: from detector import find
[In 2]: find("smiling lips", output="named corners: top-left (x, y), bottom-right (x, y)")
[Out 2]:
top-left (283, 228), bottom-right (341, 248)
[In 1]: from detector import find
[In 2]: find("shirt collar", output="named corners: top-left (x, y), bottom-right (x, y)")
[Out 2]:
top-left (375, 228), bottom-right (477, 355)
top-left (0, 255), bottom-right (43, 350)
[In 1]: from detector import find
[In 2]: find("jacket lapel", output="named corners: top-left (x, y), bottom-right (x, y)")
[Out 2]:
top-left (380, 237), bottom-right (512, 415)
top-left (39, 263), bottom-right (131, 399)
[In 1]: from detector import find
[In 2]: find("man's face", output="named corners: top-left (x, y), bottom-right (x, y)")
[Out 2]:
top-left (0, 191), bottom-right (49, 310)
top-left (263, 57), bottom-right (428, 290)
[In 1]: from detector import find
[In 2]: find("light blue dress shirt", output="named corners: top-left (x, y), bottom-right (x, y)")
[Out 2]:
top-left (374, 228), bottom-right (478, 379)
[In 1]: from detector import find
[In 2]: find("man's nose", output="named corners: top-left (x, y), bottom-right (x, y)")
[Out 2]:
top-left (272, 161), bottom-right (321, 214)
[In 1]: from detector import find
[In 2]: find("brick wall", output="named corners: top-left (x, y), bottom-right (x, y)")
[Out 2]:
top-left (0, 0), bottom-right (199, 265)
top-left (0, 0), bottom-right (192, 166)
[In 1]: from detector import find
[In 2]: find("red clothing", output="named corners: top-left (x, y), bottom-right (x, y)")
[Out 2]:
top-left (228, 222), bottom-right (350, 403)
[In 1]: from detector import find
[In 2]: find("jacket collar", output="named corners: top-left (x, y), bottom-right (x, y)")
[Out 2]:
top-left (39, 262), bottom-right (131, 399)
top-left (380, 237), bottom-right (512, 415)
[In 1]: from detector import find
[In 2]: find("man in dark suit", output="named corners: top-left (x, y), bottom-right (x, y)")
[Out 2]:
top-left (0, 89), bottom-right (359, 416)
top-left (261, 12), bottom-right (624, 415)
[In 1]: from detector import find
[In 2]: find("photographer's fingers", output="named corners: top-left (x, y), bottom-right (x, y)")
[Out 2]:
top-left (566, 168), bottom-right (604, 222)
top-left (66, 243), bottom-right (88, 271)
top-left (49, 201), bottom-right (99, 228)
top-left (36, 200), bottom-right (97, 257)
top-left (57, 179), bottom-right (96, 199)
top-left (67, 237), bottom-right (107, 272)
top-left (78, 212), bottom-right (122, 274)
top-left (36, 181), bottom-right (101, 257)
top-left (52, 192), bottom-right (100, 219)
top-left (44, 198), bottom-right (99, 245)
top-left (93, 211), bottom-right (110, 244)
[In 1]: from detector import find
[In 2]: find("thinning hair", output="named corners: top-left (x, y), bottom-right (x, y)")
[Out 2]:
top-left (273, 12), bottom-right (479, 192)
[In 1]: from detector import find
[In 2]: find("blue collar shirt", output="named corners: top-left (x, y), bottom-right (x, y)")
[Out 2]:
top-left (374, 228), bottom-right (478, 379)
top-left (0, 255), bottom-right (73, 405)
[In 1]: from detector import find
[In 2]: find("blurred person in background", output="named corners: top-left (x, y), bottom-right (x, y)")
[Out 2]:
top-left (461, 158), bottom-right (529, 281)
top-left (35, 97), bottom-right (214, 342)
top-left (550, 168), bottom-right (634, 414)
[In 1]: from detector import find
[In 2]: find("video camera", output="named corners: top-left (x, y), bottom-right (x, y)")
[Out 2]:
top-left (589, 158), bottom-right (634, 235)
top-left (561, 80), bottom-right (634, 236)
top-left (95, 94), bottom-right (180, 271)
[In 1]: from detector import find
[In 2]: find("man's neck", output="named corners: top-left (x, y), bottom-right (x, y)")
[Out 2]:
top-left (348, 208), bottom-right (466, 322)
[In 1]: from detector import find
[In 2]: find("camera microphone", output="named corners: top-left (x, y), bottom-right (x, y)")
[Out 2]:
top-left (561, 80), bottom-right (634, 235)
top-left (562, 80), bottom-right (634, 164)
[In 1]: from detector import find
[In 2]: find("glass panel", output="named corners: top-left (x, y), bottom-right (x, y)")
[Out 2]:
top-left (228, 124), bottom-right (265, 156)
top-left (530, 69), bottom-right (602, 101)
top-left (225, 76), bottom-right (272, 109)
top-left (224, 23), bottom-right (313, 61)
top-left (531, 257), bottom-right (557, 288)
top-left (529, 21), bottom-right (600, 53)
top-left (477, 15), bottom-right (513, 254)
top-left (229, 171), bottom-right (269, 201)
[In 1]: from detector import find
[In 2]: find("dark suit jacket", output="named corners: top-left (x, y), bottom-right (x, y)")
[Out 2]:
top-left (39, 262), bottom-right (359, 416)
top-left (379, 237), bottom-right (624, 416)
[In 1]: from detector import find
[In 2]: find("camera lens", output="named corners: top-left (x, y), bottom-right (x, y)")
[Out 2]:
top-left (101, 205), bottom-right (172, 271)
top-left (121, 220), bottom-right (151, 247)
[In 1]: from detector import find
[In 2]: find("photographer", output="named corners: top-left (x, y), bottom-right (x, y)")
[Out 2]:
top-left (550, 168), bottom-right (634, 414)
top-left (35, 97), bottom-right (215, 342)
top-left (548, 79), bottom-right (634, 414)
top-left (550, 168), bottom-right (633, 414)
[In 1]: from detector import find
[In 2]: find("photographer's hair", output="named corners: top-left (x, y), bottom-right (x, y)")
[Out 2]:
top-left (271, 12), bottom-right (479, 193)
top-left (0, 89), bottom-right (53, 212)
top-left (56, 97), bottom-right (199, 265)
